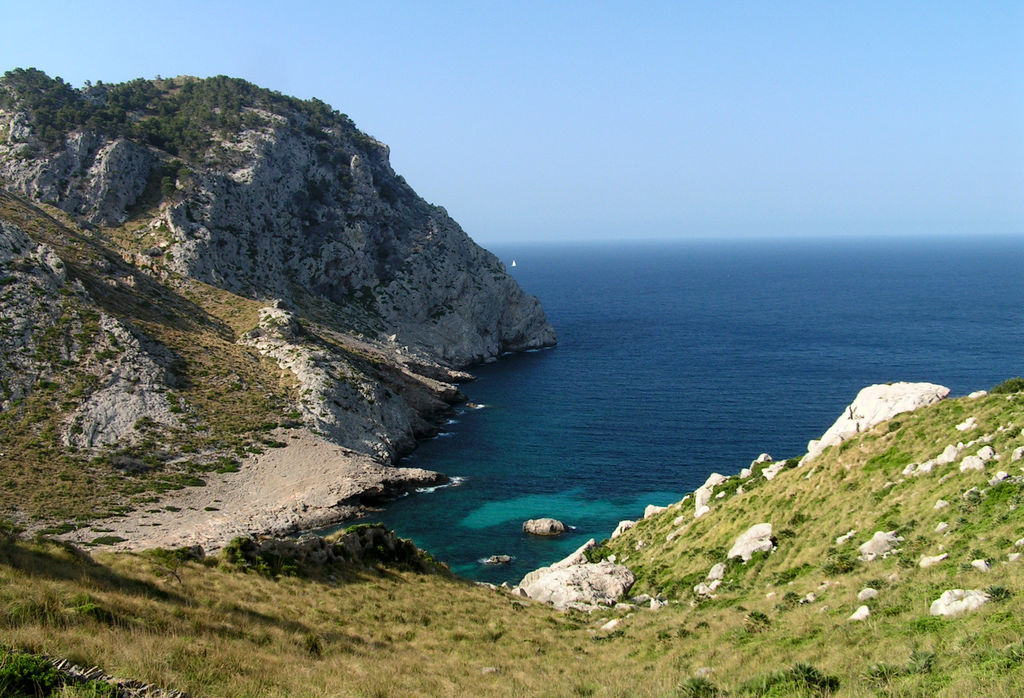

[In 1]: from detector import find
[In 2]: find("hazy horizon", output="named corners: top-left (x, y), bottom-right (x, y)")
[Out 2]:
top-left (3, 2), bottom-right (1021, 245)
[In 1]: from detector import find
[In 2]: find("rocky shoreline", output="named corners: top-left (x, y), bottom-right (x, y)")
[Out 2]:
top-left (62, 428), bottom-right (445, 553)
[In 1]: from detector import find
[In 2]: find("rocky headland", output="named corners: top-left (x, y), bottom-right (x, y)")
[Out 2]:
top-left (0, 69), bottom-right (554, 542)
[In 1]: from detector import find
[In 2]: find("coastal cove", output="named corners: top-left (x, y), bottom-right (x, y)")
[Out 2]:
top-left (339, 235), bottom-right (1024, 584)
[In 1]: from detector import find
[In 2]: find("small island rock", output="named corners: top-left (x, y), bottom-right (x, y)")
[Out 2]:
top-left (522, 518), bottom-right (568, 536)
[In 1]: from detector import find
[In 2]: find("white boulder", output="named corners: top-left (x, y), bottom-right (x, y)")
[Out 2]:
top-left (727, 523), bottom-right (774, 562)
top-left (934, 499), bottom-right (949, 510)
top-left (919, 553), bottom-right (948, 568)
top-left (956, 417), bottom-right (978, 432)
top-left (959, 456), bottom-right (985, 472)
top-left (935, 444), bottom-right (962, 465)
top-left (835, 529), bottom-right (857, 545)
top-left (516, 561), bottom-right (636, 611)
top-left (859, 531), bottom-right (902, 561)
top-left (803, 383), bottom-right (949, 463)
top-left (929, 589), bottom-right (990, 616)
top-left (857, 588), bottom-right (879, 601)
top-left (849, 605), bottom-right (870, 621)
top-left (643, 504), bottom-right (667, 519)
top-left (1012, 446), bottom-right (1024, 462)
top-left (694, 473), bottom-right (728, 519)
top-left (977, 445), bottom-right (996, 462)
top-left (707, 562), bottom-right (726, 581)
top-left (971, 559), bottom-right (991, 573)
top-left (610, 520), bottom-right (636, 539)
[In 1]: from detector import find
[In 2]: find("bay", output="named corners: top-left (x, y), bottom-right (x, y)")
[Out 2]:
top-left (337, 235), bottom-right (1024, 584)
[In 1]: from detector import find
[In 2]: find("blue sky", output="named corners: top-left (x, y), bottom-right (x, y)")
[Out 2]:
top-left (2, 1), bottom-right (1022, 243)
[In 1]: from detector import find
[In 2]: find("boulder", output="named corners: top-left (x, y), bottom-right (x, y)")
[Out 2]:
top-left (858, 531), bottom-right (902, 561)
top-left (803, 383), bottom-right (949, 463)
top-left (694, 473), bottom-right (728, 519)
top-left (727, 523), bottom-right (774, 562)
top-left (643, 504), bottom-right (667, 519)
top-left (517, 539), bottom-right (596, 589)
top-left (694, 580), bottom-right (720, 597)
top-left (857, 588), bottom-right (879, 601)
top-left (485, 555), bottom-right (511, 565)
top-left (967, 390), bottom-right (988, 399)
top-left (919, 553), bottom-right (948, 568)
top-left (935, 522), bottom-right (949, 533)
top-left (849, 605), bottom-right (870, 621)
top-left (516, 561), bottom-right (635, 611)
top-left (835, 529), bottom-right (857, 545)
top-left (610, 520), bottom-right (636, 539)
top-left (1012, 446), bottom-right (1024, 462)
top-left (929, 589), bottom-right (990, 616)
top-left (956, 417), bottom-right (978, 432)
top-left (971, 559), bottom-right (991, 573)
top-left (959, 456), bottom-right (985, 472)
top-left (934, 499), bottom-right (949, 510)
top-left (522, 518), bottom-right (568, 536)
top-left (707, 562), bottom-right (726, 581)
top-left (935, 444), bottom-right (962, 465)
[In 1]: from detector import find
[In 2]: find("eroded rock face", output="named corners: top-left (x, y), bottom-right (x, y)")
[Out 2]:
top-left (0, 82), bottom-right (556, 369)
top-left (0, 73), bottom-right (557, 468)
top-left (803, 383), bottom-right (949, 463)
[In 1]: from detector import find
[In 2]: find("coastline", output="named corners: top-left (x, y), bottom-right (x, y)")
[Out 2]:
top-left (62, 428), bottom-right (446, 553)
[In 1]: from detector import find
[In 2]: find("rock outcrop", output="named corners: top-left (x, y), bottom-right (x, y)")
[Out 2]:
top-left (803, 382), bottom-right (949, 463)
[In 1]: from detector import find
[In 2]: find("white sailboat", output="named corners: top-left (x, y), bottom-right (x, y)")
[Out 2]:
top-left (511, 259), bottom-right (517, 267)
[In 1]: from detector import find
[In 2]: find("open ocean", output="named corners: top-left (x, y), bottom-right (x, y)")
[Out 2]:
top-left (337, 235), bottom-right (1024, 583)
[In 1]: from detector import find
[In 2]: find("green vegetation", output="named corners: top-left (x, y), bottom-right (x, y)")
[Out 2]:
top-left (0, 68), bottom-right (352, 158)
top-left (0, 389), bottom-right (1021, 695)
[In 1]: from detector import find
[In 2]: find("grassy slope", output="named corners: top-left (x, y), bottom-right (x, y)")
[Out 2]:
top-left (1, 390), bottom-right (1022, 696)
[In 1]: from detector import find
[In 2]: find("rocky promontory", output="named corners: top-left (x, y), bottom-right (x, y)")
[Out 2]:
top-left (0, 69), bottom-right (555, 539)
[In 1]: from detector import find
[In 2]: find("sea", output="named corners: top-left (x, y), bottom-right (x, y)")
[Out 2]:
top-left (334, 235), bottom-right (1024, 584)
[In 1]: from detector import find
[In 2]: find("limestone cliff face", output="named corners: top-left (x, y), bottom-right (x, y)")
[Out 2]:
top-left (0, 70), bottom-right (555, 471)
top-left (0, 72), bottom-right (555, 369)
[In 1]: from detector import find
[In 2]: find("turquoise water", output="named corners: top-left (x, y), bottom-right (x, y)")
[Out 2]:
top-left (329, 235), bottom-right (1024, 584)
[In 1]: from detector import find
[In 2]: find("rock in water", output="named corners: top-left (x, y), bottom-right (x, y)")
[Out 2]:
top-left (803, 383), bottom-right (949, 463)
top-left (522, 518), bottom-right (568, 536)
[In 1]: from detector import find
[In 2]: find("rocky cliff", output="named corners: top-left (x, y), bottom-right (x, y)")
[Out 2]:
top-left (0, 69), bottom-right (555, 525)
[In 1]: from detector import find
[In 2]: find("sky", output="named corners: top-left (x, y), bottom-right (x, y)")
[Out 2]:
top-left (2, 1), bottom-right (1022, 244)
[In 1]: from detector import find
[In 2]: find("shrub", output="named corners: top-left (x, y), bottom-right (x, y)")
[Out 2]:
top-left (677, 676), bottom-right (720, 697)
top-left (991, 377), bottom-right (1024, 394)
top-left (0, 647), bottom-right (62, 696)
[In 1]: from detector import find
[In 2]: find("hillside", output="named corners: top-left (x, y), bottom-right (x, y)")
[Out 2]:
top-left (0, 69), bottom-right (554, 533)
top-left (1, 382), bottom-right (1022, 696)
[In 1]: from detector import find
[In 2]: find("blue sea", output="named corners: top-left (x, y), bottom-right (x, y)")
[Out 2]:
top-left (338, 235), bottom-right (1024, 583)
